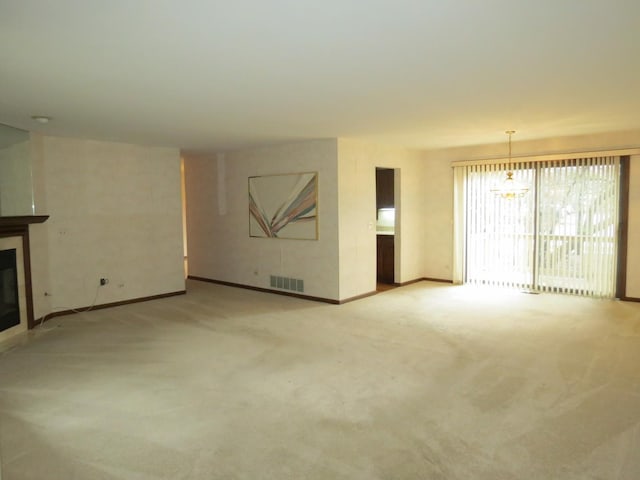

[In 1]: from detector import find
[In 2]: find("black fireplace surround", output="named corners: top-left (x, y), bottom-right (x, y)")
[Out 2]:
top-left (0, 215), bottom-right (48, 330)
top-left (0, 248), bottom-right (19, 332)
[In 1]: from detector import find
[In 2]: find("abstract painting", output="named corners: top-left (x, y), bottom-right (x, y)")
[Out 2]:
top-left (249, 172), bottom-right (318, 239)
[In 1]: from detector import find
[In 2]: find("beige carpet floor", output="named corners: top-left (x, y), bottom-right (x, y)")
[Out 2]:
top-left (1, 280), bottom-right (640, 479)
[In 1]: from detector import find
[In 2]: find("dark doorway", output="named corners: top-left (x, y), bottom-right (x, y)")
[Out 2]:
top-left (376, 168), bottom-right (396, 290)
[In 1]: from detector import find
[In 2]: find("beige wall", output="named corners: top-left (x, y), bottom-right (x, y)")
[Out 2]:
top-left (421, 153), bottom-right (453, 281)
top-left (424, 129), bottom-right (640, 163)
top-left (4, 127), bottom-right (635, 329)
top-left (185, 139), bottom-right (428, 302)
top-left (337, 139), bottom-right (426, 299)
top-left (29, 135), bottom-right (185, 319)
top-left (184, 140), bottom-right (341, 300)
top-left (422, 129), bottom-right (640, 295)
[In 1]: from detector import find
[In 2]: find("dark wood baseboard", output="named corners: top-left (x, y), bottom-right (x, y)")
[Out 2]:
top-left (396, 277), bottom-right (454, 286)
top-left (337, 290), bottom-right (378, 304)
top-left (620, 296), bottom-right (640, 303)
top-left (188, 276), bottom-right (342, 304)
top-left (189, 276), bottom-right (458, 305)
top-left (421, 277), bottom-right (454, 284)
top-left (36, 290), bottom-right (186, 325)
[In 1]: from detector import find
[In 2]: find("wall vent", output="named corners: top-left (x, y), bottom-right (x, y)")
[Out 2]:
top-left (270, 275), bottom-right (304, 293)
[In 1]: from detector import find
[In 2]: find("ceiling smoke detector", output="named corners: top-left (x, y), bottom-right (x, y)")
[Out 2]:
top-left (31, 115), bottom-right (51, 124)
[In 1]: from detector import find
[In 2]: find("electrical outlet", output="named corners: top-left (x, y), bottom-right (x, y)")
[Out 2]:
top-left (100, 278), bottom-right (109, 286)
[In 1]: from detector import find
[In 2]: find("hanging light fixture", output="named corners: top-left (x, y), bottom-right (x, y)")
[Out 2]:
top-left (490, 130), bottom-right (529, 199)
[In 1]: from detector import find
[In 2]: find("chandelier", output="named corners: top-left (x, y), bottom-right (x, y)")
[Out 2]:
top-left (490, 130), bottom-right (529, 199)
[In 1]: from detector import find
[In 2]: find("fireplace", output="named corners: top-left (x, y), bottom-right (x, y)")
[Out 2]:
top-left (0, 248), bottom-right (20, 332)
top-left (0, 216), bottom-right (48, 339)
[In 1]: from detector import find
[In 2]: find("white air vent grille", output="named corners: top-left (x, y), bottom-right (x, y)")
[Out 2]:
top-left (270, 275), bottom-right (304, 293)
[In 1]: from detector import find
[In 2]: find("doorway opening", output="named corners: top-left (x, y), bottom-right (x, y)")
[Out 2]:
top-left (376, 167), bottom-right (397, 291)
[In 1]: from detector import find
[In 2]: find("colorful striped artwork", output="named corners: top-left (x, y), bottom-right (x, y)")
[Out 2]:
top-left (249, 172), bottom-right (318, 239)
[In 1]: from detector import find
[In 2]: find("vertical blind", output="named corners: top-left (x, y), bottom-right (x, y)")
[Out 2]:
top-left (453, 156), bottom-right (620, 298)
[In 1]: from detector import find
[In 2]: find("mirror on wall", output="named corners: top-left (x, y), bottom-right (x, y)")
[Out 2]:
top-left (0, 123), bottom-right (34, 216)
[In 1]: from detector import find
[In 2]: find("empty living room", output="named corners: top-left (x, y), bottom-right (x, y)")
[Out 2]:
top-left (1, 2), bottom-right (640, 479)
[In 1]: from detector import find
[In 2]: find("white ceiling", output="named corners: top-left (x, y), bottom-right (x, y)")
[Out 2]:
top-left (1, 1), bottom-right (639, 153)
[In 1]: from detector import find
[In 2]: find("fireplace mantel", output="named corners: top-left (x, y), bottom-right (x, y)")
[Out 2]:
top-left (0, 215), bottom-right (49, 330)
top-left (0, 215), bottom-right (49, 227)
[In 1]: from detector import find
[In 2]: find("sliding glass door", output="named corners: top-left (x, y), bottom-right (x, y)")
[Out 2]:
top-left (456, 156), bottom-right (620, 298)
top-left (535, 158), bottom-right (620, 296)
